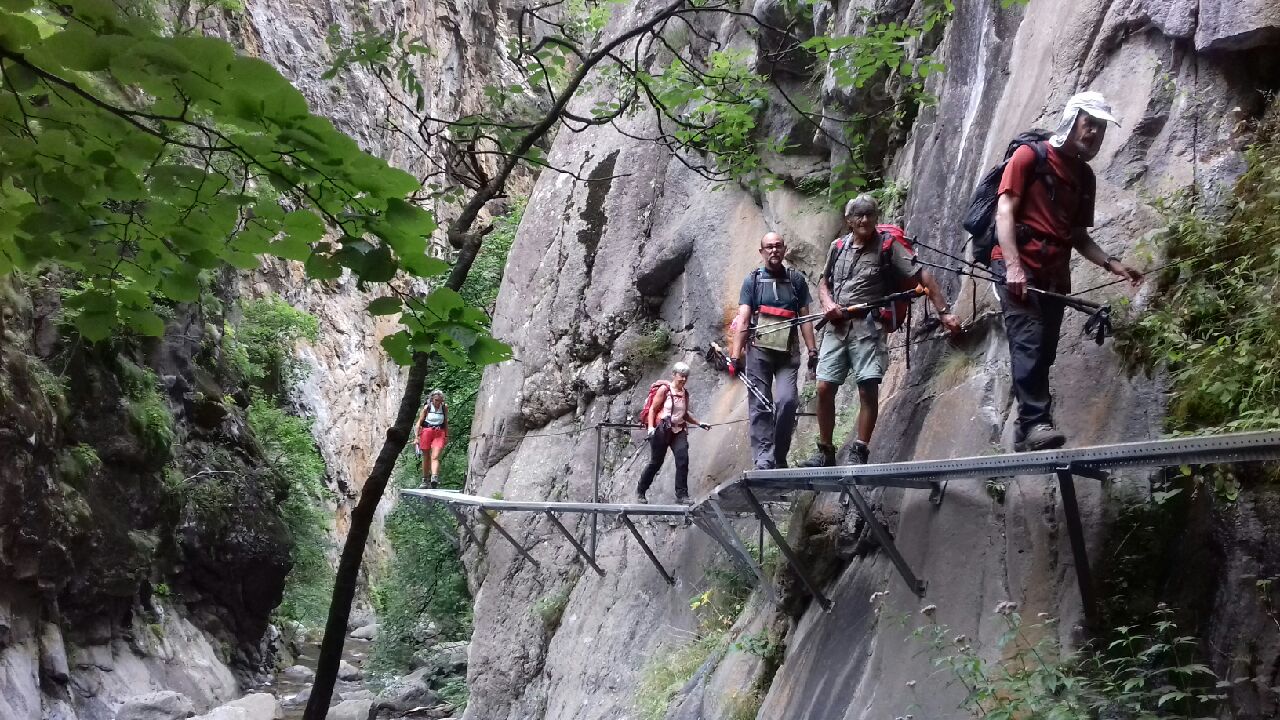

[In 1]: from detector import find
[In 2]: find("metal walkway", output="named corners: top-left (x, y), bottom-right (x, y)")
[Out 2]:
top-left (401, 431), bottom-right (1280, 624)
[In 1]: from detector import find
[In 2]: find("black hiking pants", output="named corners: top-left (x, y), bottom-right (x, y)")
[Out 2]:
top-left (993, 260), bottom-right (1066, 442)
top-left (637, 423), bottom-right (689, 499)
top-left (746, 346), bottom-right (800, 469)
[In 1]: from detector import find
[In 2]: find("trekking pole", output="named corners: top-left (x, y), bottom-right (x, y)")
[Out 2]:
top-left (911, 257), bottom-right (1113, 345)
top-left (813, 286), bottom-right (928, 331)
top-left (752, 311), bottom-right (825, 337)
top-left (705, 342), bottom-right (776, 415)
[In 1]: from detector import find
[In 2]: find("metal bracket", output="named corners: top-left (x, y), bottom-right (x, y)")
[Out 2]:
top-left (544, 511), bottom-right (605, 577)
top-left (841, 484), bottom-right (927, 597)
top-left (445, 505), bottom-right (484, 550)
top-left (476, 509), bottom-right (540, 568)
top-left (740, 485), bottom-right (833, 612)
top-left (928, 479), bottom-right (947, 506)
top-left (698, 501), bottom-right (777, 605)
top-left (1055, 466), bottom-right (1100, 627)
top-left (619, 513), bottom-right (675, 585)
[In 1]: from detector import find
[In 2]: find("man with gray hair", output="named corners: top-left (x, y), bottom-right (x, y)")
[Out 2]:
top-left (993, 91), bottom-right (1142, 451)
top-left (800, 194), bottom-right (960, 467)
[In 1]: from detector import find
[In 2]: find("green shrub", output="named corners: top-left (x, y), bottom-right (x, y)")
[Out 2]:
top-left (59, 443), bottom-right (101, 482)
top-left (909, 603), bottom-right (1225, 719)
top-left (1118, 98), bottom-right (1280, 433)
top-left (119, 361), bottom-right (175, 456)
top-left (634, 631), bottom-right (726, 720)
top-left (438, 677), bottom-right (469, 711)
top-left (635, 563), bottom-right (754, 718)
top-left (623, 322), bottom-right (673, 367)
top-left (533, 583), bottom-right (574, 632)
top-left (227, 295), bottom-right (319, 394)
top-left (249, 399), bottom-right (334, 630)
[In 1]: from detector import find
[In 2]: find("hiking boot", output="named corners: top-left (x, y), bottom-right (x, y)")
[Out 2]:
top-left (635, 491), bottom-right (649, 504)
top-left (754, 459), bottom-right (776, 471)
top-left (675, 494), bottom-right (692, 506)
top-left (850, 441), bottom-right (870, 465)
top-left (429, 474), bottom-right (439, 489)
top-left (799, 443), bottom-right (836, 468)
top-left (1016, 424), bottom-right (1067, 452)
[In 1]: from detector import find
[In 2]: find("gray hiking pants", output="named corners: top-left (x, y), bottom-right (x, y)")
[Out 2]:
top-left (747, 347), bottom-right (800, 469)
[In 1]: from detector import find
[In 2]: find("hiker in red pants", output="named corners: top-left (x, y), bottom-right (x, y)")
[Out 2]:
top-left (636, 362), bottom-right (710, 505)
top-left (415, 389), bottom-right (448, 488)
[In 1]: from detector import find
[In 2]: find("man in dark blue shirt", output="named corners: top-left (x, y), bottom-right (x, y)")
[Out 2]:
top-left (728, 232), bottom-right (818, 469)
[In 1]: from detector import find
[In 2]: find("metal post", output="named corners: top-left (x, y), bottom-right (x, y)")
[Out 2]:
top-left (619, 513), bottom-right (675, 585)
top-left (841, 486), bottom-right (927, 597)
top-left (476, 510), bottom-right (540, 567)
top-left (704, 502), bottom-right (777, 603)
top-left (1056, 467), bottom-right (1100, 627)
top-left (545, 511), bottom-right (605, 577)
top-left (740, 486), bottom-right (833, 611)
top-left (757, 518), bottom-right (765, 566)
top-left (592, 424), bottom-right (601, 561)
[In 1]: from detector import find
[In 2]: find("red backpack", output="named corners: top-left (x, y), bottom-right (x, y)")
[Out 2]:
top-left (826, 223), bottom-right (917, 332)
top-left (638, 381), bottom-right (691, 426)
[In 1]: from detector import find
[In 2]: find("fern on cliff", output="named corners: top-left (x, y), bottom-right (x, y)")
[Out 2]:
top-left (1118, 98), bottom-right (1280, 433)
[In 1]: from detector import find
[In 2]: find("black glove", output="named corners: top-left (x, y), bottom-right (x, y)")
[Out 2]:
top-left (698, 422), bottom-right (711, 430)
top-left (807, 349), bottom-right (818, 371)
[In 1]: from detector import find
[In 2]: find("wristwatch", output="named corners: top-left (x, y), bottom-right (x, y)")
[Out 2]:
top-left (938, 302), bottom-right (954, 315)
top-left (1105, 254), bottom-right (1121, 267)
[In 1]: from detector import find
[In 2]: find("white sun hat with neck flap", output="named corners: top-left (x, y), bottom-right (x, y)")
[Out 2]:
top-left (1049, 91), bottom-right (1121, 147)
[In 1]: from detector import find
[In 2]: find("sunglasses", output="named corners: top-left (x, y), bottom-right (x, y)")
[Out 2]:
top-left (760, 243), bottom-right (785, 251)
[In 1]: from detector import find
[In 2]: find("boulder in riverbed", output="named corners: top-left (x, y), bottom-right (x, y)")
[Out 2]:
top-left (325, 698), bottom-right (372, 720)
top-left (114, 691), bottom-right (195, 720)
top-left (280, 664), bottom-right (315, 682)
top-left (348, 623), bottom-right (378, 640)
top-left (374, 668), bottom-right (439, 713)
top-left (337, 659), bottom-right (363, 681)
top-left (191, 693), bottom-right (281, 720)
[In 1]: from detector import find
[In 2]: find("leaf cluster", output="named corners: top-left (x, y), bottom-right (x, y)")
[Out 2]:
top-left (911, 605), bottom-right (1226, 719)
top-left (0, 0), bottom-right (515, 369)
top-left (1116, 97), bottom-right (1280, 433)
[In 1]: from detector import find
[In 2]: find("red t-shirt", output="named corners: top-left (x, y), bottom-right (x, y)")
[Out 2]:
top-left (992, 143), bottom-right (1096, 290)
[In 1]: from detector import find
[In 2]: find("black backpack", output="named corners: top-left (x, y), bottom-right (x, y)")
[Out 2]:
top-left (750, 266), bottom-right (807, 314)
top-left (962, 130), bottom-right (1055, 266)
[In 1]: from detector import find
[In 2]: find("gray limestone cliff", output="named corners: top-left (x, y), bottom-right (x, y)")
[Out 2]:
top-left (462, 1), bottom-right (1280, 718)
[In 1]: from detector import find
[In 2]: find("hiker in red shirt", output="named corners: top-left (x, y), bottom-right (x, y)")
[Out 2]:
top-left (993, 92), bottom-right (1143, 451)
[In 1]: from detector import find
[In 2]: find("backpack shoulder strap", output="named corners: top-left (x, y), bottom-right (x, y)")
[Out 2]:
top-left (1029, 140), bottom-right (1056, 199)
top-left (787, 267), bottom-right (805, 304)
top-left (824, 237), bottom-right (846, 287)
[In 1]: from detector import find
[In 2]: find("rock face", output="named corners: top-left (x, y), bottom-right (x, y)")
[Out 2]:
top-left (460, 0), bottom-right (1280, 719)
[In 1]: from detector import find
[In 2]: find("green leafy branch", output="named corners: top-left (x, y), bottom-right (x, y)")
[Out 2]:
top-left (0, 0), bottom-right (458, 347)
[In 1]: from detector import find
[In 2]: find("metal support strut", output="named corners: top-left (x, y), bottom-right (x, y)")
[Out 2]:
top-left (619, 513), bottom-right (675, 585)
top-left (1055, 466), bottom-right (1100, 627)
top-left (841, 485), bottom-right (927, 597)
top-left (545, 511), bottom-right (605, 577)
top-left (739, 486), bottom-right (833, 611)
top-left (476, 509), bottom-right (540, 567)
top-left (445, 505), bottom-right (484, 550)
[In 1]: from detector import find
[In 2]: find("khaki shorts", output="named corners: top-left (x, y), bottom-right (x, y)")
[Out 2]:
top-left (815, 316), bottom-right (888, 385)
